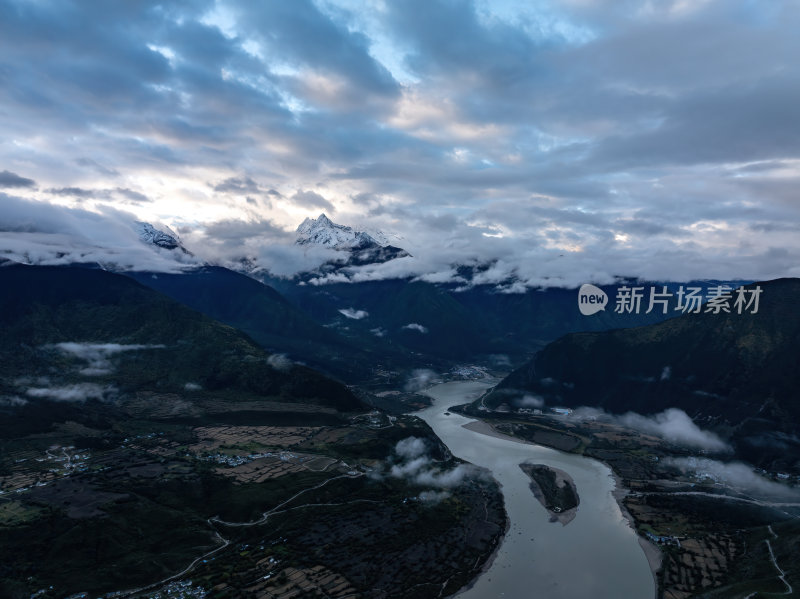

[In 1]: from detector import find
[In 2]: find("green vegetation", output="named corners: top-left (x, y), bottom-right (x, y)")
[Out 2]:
top-left (490, 279), bottom-right (800, 473)
top-left (0, 263), bottom-right (361, 437)
top-left (519, 464), bottom-right (578, 513)
top-left (190, 477), bottom-right (505, 598)
top-left (0, 264), bottom-right (507, 597)
top-left (0, 501), bottom-right (44, 527)
top-left (0, 414), bottom-right (505, 598)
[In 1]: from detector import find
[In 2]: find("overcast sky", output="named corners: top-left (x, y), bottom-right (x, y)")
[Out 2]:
top-left (1, 0), bottom-right (799, 286)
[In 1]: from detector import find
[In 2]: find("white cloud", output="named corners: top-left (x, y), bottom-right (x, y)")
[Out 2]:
top-left (51, 342), bottom-right (166, 376)
top-left (26, 383), bottom-right (115, 402)
top-left (395, 436), bottom-right (428, 460)
top-left (404, 368), bottom-right (438, 391)
top-left (570, 407), bottom-right (730, 451)
top-left (402, 323), bottom-right (428, 333)
top-left (267, 353), bottom-right (294, 371)
top-left (390, 456), bottom-right (430, 478)
top-left (418, 490), bottom-right (451, 503)
top-left (515, 394), bottom-right (545, 408)
top-left (619, 409), bottom-right (729, 451)
top-left (338, 308), bottom-right (369, 319)
top-left (388, 436), bottom-right (485, 489)
top-left (665, 457), bottom-right (800, 500)
top-left (413, 463), bottom-right (478, 488)
top-left (0, 196), bottom-right (199, 273)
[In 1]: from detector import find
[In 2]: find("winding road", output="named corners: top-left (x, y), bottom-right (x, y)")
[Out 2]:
top-left (113, 470), bottom-right (363, 597)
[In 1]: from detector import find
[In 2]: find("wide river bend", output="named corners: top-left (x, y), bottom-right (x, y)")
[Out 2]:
top-left (418, 381), bottom-right (655, 599)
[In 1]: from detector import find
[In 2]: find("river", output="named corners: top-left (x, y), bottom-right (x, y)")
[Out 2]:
top-left (418, 381), bottom-right (655, 599)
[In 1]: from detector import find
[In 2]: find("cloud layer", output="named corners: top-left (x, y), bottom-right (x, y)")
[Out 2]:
top-left (404, 369), bottom-right (439, 392)
top-left (665, 457), bottom-right (800, 500)
top-left (0, 195), bottom-right (198, 271)
top-left (25, 383), bottom-right (115, 403)
top-left (570, 406), bottom-right (729, 451)
top-left (338, 308), bottom-right (368, 320)
top-left (2, 1), bottom-right (800, 285)
top-left (52, 342), bottom-right (166, 376)
top-left (267, 353), bottom-right (294, 372)
top-left (386, 436), bottom-right (485, 502)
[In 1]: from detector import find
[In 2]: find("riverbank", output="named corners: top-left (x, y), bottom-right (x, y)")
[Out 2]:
top-left (462, 417), bottom-right (661, 593)
top-left (420, 381), bottom-right (655, 599)
top-left (612, 470), bottom-right (663, 590)
top-left (451, 501), bottom-right (511, 598)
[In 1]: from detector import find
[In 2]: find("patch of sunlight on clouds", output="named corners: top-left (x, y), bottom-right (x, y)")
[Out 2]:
top-left (200, 4), bottom-right (238, 38)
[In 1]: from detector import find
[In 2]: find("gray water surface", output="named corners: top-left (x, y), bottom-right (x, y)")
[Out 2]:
top-left (419, 381), bottom-right (655, 599)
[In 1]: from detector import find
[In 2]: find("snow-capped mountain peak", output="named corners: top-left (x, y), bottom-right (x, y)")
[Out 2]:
top-left (296, 213), bottom-right (379, 250)
top-left (135, 222), bottom-right (190, 254)
top-left (294, 213), bottom-right (411, 270)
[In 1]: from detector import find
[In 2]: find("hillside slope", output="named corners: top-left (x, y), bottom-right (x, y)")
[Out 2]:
top-left (0, 262), bottom-right (361, 436)
top-left (126, 266), bottom-right (381, 381)
top-left (491, 279), bottom-right (800, 469)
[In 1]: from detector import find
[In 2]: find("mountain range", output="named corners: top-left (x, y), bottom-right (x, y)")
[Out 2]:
top-left (123, 218), bottom-right (745, 381)
top-left (0, 261), bottom-right (360, 438)
top-left (5, 214), bottom-right (793, 472)
top-left (490, 278), bottom-right (800, 471)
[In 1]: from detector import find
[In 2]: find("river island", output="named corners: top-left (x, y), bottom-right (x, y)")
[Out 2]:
top-left (519, 462), bottom-right (579, 525)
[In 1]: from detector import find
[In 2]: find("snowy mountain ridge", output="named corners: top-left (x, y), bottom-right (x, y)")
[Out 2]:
top-left (135, 221), bottom-right (191, 255)
top-left (296, 213), bottom-right (381, 250)
top-left (294, 213), bottom-right (411, 270)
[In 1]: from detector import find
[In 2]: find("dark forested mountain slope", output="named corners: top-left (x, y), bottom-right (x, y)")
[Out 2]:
top-left (0, 262), bottom-right (361, 437)
top-left (491, 279), bottom-right (800, 469)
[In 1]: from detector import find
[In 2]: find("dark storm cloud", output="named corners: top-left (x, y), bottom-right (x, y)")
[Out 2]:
top-left (386, 0), bottom-right (547, 92)
top-left (0, 0), bottom-right (290, 174)
top-left (292, 190), bottom-right (336, 213)
top-left (0, 170), bottom-right (36, 188)
top-left (115, 188), bottom-right (151, 204)
top-left (49, 187), bottom-right (101, 199)
top-left (0, 1), bottom-right (175, 115)
top-left (590, 77), bottom-right (800, 169)
top-left (229, 0), bottom-right (399, 108)
top-left (213, 176), bottom-right (262, 194)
